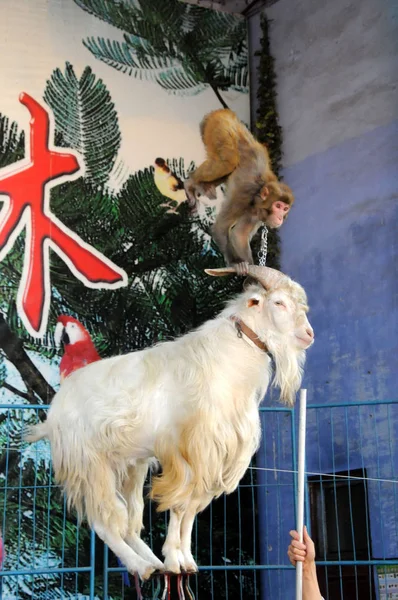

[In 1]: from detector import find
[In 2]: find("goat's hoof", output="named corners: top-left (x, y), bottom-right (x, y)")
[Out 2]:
top-left (153, 558), bottom-right (165, 571)
top-left (163, 558), bottom-right (181, 574)
top-left (181, 554), bottom-right (198, 573)
top-left (184, 562), bottom-right (198, 573)
top-left (140, 564), bottom-right (157, 581)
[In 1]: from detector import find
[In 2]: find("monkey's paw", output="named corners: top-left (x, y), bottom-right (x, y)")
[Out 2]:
top-left (234, 262), bottom-right (250, 277)
top-left (184, 180), bottom-right (198, 208)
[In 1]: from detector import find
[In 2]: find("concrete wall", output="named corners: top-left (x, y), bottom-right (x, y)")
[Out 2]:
top-left (250, 0), bottom-right (398, 596)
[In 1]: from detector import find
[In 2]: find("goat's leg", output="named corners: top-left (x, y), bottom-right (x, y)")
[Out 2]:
top-left (180, 494), bottom-right (212, 573)
top-left (88, 464), bottom-right (156, 581)
top-left (122, 461), bottom-right (164, 571)
top-left (162, 508), bottom-right (185, 574)
top-left (94, 520), bottom-right (156, 581)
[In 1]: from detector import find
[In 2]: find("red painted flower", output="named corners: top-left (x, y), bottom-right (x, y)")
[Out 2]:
top-left (0, 93), bottom-right (127, 337)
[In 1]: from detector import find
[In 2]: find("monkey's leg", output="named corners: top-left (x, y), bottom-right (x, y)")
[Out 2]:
top-left (193, 145), bottom-right (239, 184)
top-left (185, 147), bottom-right (239, 206)
top-left (225, 215), bottom-right (259, 273)
top-left (211, 213), bottom-right (255, 276)
top-left (211, 212), bottom-right (232, 259)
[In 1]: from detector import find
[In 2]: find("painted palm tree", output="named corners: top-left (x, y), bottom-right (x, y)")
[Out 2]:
top-left (0, 61), bottom-right (243, 599)
top-left (73, 0), bottom-right (248, 108)
top-left (0, 61), bottom-right (241, 404)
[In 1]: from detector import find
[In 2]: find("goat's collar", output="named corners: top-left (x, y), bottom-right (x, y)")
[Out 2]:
top-left (229, 316), bottom-right (269, 353)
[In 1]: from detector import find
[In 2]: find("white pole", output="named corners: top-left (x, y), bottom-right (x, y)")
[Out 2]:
top-left (296, 389), bottom-right (307, 600)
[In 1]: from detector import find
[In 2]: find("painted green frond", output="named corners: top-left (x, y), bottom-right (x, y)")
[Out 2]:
top-left (223, 60), bottom-right (249, 93)
top-left (189, 9), bottom-right (246, 54)
top-left (73, 0), bottom-right (139, 34)
top-left (0, 115), bottom-right (25, 168)
top-left (84, 36), bottom-right (174, 73)
top-left (156, 68), bottom-right (207, 94)
top-left (0, 357), bottom-right (6, 387)
top-left (84, 36), bottom-right (207, 94)
top-left (43, 62), bottom-right (121, 186)
top-left (74, 0), bottom-right (249, 106)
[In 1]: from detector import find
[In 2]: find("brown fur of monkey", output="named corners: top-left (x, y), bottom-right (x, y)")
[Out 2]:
top-left (212, 179), bottom-right (294, 267)
top-left (184, 108), bottom-right (289, 205)
top-left (185, 108), bottom-right (294, 267)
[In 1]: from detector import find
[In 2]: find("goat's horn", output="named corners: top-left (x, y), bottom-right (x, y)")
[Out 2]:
top-left (244, 265), bottom-right (287, 289)
top-left (205, 267), bottom-right (236, 277)
top-left (205, 265), bottom-right (287, 289)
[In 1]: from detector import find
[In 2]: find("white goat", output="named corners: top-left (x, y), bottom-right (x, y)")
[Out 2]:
top-left (27, 265), bottom-right (314, 580)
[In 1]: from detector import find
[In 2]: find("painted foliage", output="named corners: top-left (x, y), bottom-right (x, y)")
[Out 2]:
top-left (0, 0), bottom-right (256, 598)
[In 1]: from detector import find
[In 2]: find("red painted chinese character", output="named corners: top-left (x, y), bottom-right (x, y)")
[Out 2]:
top-left (0, 93), bottom-right (127, 337)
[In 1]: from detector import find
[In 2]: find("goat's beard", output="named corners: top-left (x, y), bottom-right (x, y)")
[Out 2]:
top-left (271, 344), bottom-right (306, 406)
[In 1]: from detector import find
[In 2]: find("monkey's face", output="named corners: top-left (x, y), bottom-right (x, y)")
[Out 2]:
top-left (265, 200), bottom-right (291, 229)
top-left (258, 181), bottom-right (294, 229)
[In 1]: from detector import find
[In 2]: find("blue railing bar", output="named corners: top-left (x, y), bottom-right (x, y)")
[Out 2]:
top-left (0, 404), bottom-right (49, 410)
top-left (314, 560), bottom-right (398, 566)
top-left (103, 542), bottom-right (109, 599)
top-left (107, 558), bottom-right (398, 574)
top-left (1, 400), bottom-right (395, 413)
top-left (0, 484), bottom-right (61, 490)
top-left (306, 400), bottom-right (397, 408)
top-left (259, 407), bottom-right (294, 412)
top-left (107, 565), bottom-right (295, 573)
top-left (0, 480), bottom-right (289, 490)
top-left (0, 400), bottom-right (395, 411)
top-left (89, 529), bottom-right (96, 598)
top-left (2, 566), bottom-right (92, 576)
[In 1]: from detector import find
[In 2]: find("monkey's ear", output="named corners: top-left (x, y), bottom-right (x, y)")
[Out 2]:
top-left (259, 185), bottom-right (269, 199)
top-left (205, 268), bottom-right (236, 277)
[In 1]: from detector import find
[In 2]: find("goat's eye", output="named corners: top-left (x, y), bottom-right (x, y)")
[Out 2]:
top-left (274, 301), bottom-right (285, 307)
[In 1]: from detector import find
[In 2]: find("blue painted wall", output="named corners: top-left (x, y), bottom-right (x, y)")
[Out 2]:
top-left (249, 0), bottom-right (398, 596)
top-left (283, 121), bottom-right (398, 404)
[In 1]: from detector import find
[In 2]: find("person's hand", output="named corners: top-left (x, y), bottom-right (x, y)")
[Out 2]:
top-left (288, 527), bottom-right (322, 599)
top-left (288, 526), bottom-right (315, 570)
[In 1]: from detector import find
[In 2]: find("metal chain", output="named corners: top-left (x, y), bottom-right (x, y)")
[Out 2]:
top-left (257, 225), bottom-right (268, 266)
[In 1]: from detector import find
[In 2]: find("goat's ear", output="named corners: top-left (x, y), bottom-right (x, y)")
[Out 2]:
top-left (247, 293), bottom-right (264, 311)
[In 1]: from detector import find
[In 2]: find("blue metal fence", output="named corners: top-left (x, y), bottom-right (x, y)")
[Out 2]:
top-left (0, 400), bottom-right (397, 598)
top-left (0, 404), bottom-right (96, 599)
top-left (258, 400), bottom-right (398, 600)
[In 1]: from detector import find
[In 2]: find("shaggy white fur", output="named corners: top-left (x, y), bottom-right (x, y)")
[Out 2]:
top-left (27, 266), bottom-right (314, 580)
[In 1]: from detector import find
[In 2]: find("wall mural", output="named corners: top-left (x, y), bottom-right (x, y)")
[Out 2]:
top-left (0, 0), bottom-right (253, 597)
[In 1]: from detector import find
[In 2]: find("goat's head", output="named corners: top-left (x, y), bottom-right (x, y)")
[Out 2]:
top-left (206, 265), bottom-right (314, 405)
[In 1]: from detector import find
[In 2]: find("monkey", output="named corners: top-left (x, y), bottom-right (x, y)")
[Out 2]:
top-left (211, 177), bottom-right (294, 275)
top-left (184, 108), bottom-right (294, 272)
top-left (184, 108), bottom-right (290, 204)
